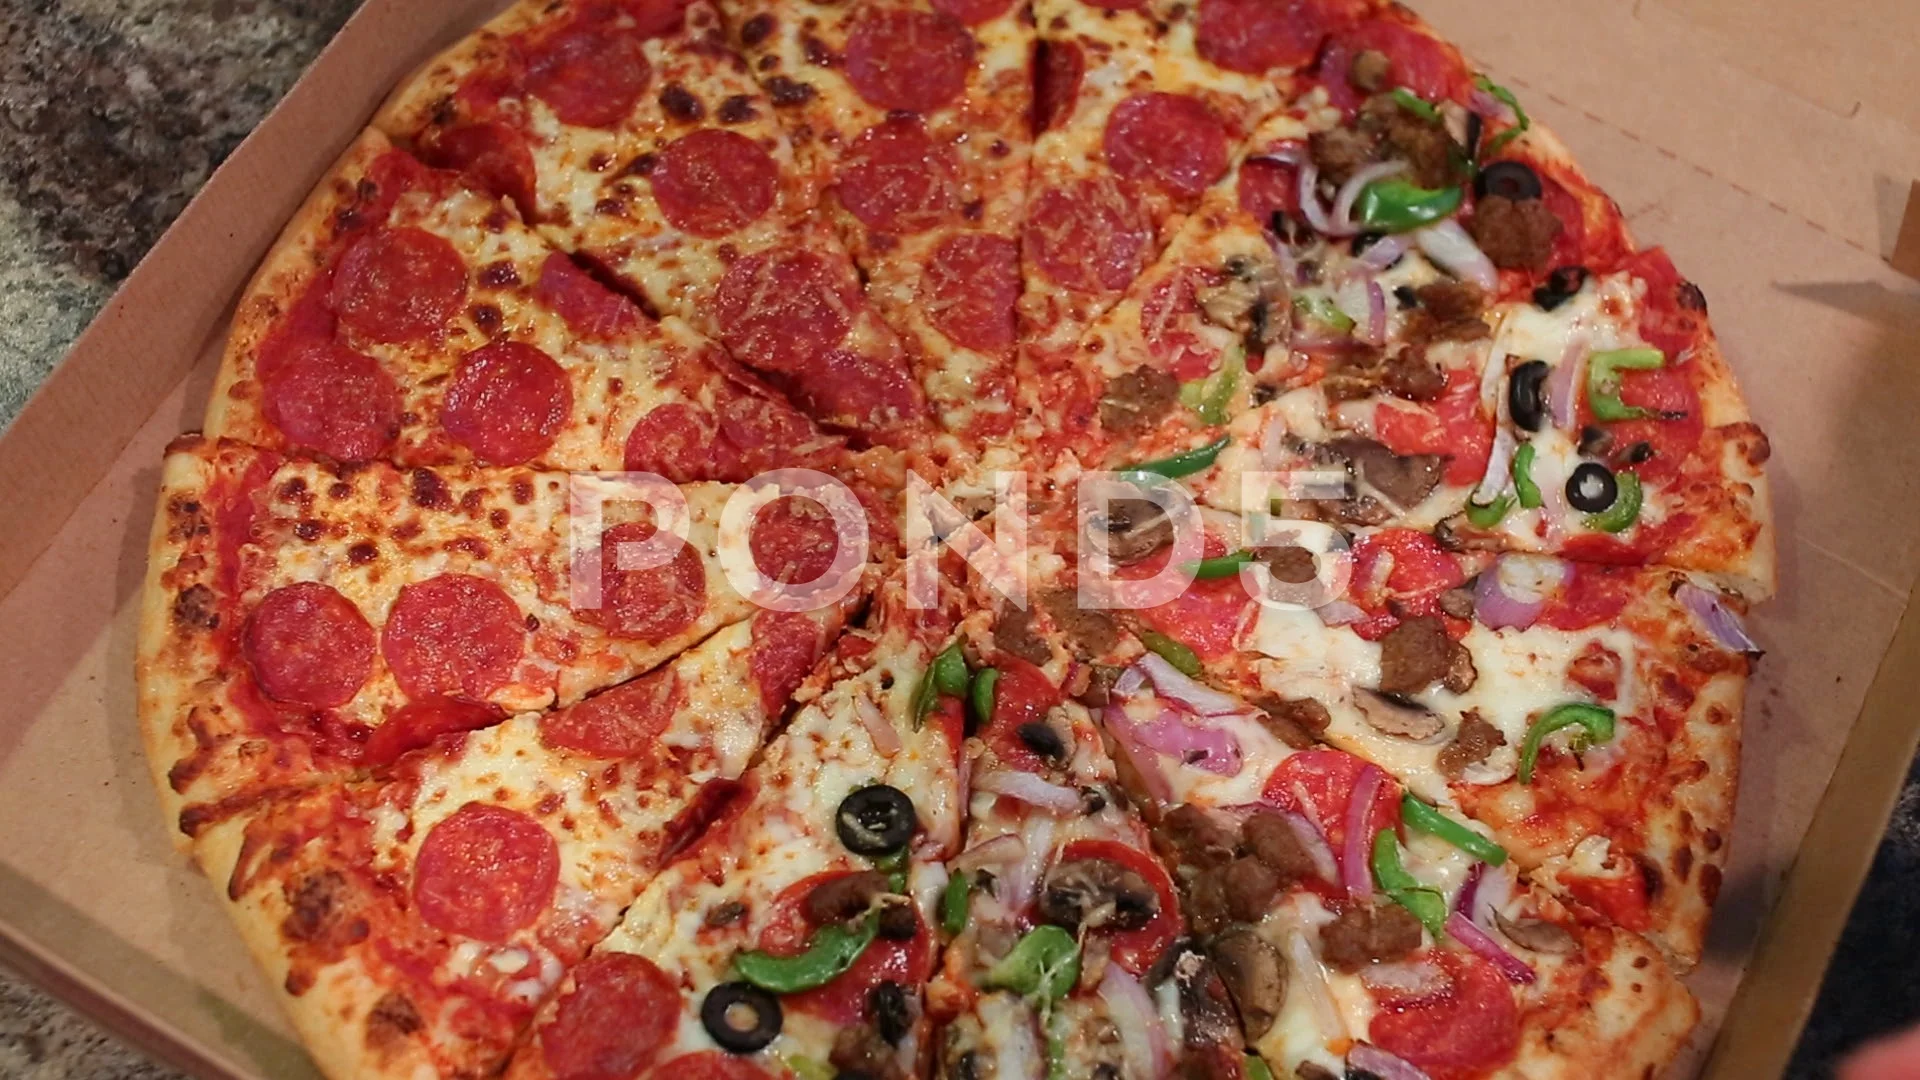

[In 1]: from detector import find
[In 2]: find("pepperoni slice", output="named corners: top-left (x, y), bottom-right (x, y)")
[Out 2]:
top-left (650, 129), bottom-right (779, 238)
top-left (714, 249), bottom-right (858, 375)
top-left (328, 227), bottom-right (468, 344)
top-left (259, 339), bottom-right (403, 461)
top-left (414, 802), bottom-right (559, 941)
top-left (645, 1052), bottom-right (780, 1080)
top-left (440, 341), bottom-right (572, 465)
top-left (748, 610), bottom-right (822, 716)
top-left (786, 348), bottom-right (925, 433)
top-left (844, 8), bottom-right (974, 113)
top-left (361, 697), bottom-right (507, 767)
top-left (924, 232), bottom-right (1019, 353)
top-left (539, 666), bottom-right (683, 757)
top-left (757, 874), bottom-right (937, 1023)
top-left (424, 122), bottom-right (539, 221)
top-left (836, 117), bottom-right (959, 235)
top-left (1320, 16), bottom-right (1469, 112)
top-left (1537, 563), bottom-right (1636, 632)
top-left (1260, 749), bottom-right (1401, 851)
top-left (525, 23), bottom-right (651, 129)
top-left (1373, 368), bottom-right (1492, 486)
top-left (1140, 270), bottom-right (1226, 381)
top-left (581, 520), bottom-right (708, 642)
top-left (539, 952), bottom-right (680, 1080)
top-left (1558, 868), bottom-right (1654, 931)
top-left (1238, 154), bottom-right (1302, 224)
top-left (1024, 179), bottom-right (1150, 294)
top-left (1034, 39), bottom-right (1084, 132)
top-left (713, 390), bottom-right (820, 466)
top-left (382, 574), bottom-right (527, 700)
top-left (1620, 248), bottom-right (1703, 360)
top-left (1604, 366), bottom-right (1703, 485)
top-left (1141, 574), bottom-right (1253, 660)
top-left (1199, 0), bottom-right (1358, 74)
top-left (749, 496), bottom-right (840, 586)
top-left (536, 253), bottom-right (644, 339)
top-left (1344, 528), bottom-right (1467, 640)
top-left (1056, 839), bottom-right (1181, 974)
top-left (1369, 951), bottom-right (1521, 1075)
top-left (979, 658), bottom-right (1059, 773)
top-left (1104, 93), bottom-right (1230, 199)
top-left (624, 402), bottom-right (734, 482)
top-left (242, 582), bottom-right (375, 708)
top-left (931, 0), bottom-right (1013, 25)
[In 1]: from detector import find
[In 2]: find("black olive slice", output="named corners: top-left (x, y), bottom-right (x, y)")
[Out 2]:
top-left (1533, 265), bottom-right (1589, 311)
top-left (867, 981), bottom-right (912, 1045)
top-left (1464, 111), bottom-right (1484, 159)
top-left (702, 981), bottom-right (783, 1054)
top-left (1474, 160), bottom-right (1543, 202)
top-left (836, 785), bottom-right (916, 855)
top-left (1577, 424), bottom-right (1614, 457)
top-left (1507, 359), bottom-right (1550, 432)
top-left (1017, 721), bottom-right (1068, 761)
top-left (1566, 462), bottom-right (1619, 513)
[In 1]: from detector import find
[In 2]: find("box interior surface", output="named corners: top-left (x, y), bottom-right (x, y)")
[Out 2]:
top-left (1, 0), bottom-right (1918, 1077)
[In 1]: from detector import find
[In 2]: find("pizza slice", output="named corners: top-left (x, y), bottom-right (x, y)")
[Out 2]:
top-left (138, 436), bottom-right (870, 838)
top-left (209, 129), bottom-right (841, 478)
top-left (926, 602), bottom-right (1254, 1080)
top-left (1099, 662), bottom-right (1698, 1080)
top-left (502, 566), bottom-right (966, 1080)
top-left (713, 0), bottom-right (1034, 443)
top-left (374, 0), bottom-right (932, 444)
top-left (186, 600), bottom-right (854, 1080)
top-left (1016, 0), bottom-right (1346, 370)
top-left (1074, 497), bottom-right (1750, 967)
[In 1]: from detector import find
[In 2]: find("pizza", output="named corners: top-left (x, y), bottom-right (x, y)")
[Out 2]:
top-left (135, 0), bottom-right (1776, 1076)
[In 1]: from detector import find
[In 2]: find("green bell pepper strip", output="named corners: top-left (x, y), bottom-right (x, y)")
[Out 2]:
top-left (1123, 435), bottom-right (1233, 481)
top-left (969, 666), bottom-right (1000, 729)
top-left (1584, 471), bottom-right (1643, 534)
top-left (1353, 179), bottom-right (1465, 234)
top-left (1179, 346), bottom-right (1245, 426)
top-left (780, 1057), bottom-right (835, 1080)
top-left (1401, 793), bottom-right (1509, 866)
top-left (941, 870), bottom-right (972, 936)
top-left (873, 847), bottom-right (910, 893)
top-left (1517, 703), bottom-right (1617, 784)
top-left (1465, 493), bottom-right (1514, 528)
top-left (1292, 293), bottom-right (1356, 334)
top-left (913, 643), bottom-right (969, 729)
top-left (1585, 348), bottom-right (1666, 422)
top-left (1390, 87), bottom-right (1440, 122)
top-left (1511, 443), bottom-right (1542, 509)
top-left (1370, 832), bottom-right (1449, 938)
top-left (735, 916), bottom-right (878, 994)
top-left (1139, 629), bottom-right (1203, 678)
top-left (985, 925), bottom-right (1081, 1003)
top-left (1474, 76), bottom-right (1532, 158)
top-left (1187, 549), bottom-right (1256, 580)
top-left (1245, 1057), bottom-right (1276, 1080)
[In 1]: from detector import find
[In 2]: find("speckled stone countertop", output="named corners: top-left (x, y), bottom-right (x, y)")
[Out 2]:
top-left (0, 0), bottom-right (1913, 1077)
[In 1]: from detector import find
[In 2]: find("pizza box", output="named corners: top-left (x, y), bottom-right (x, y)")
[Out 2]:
top-left (0, 0), bottom-right (1915, 1075)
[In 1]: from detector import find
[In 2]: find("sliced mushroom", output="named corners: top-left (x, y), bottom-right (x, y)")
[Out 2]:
top-left (1209, 927), bottom-right (1286, 1039)
top-left (1331, 437), bottom-right (1444, 512)
top-left (1155, 942), bottom-right (1244, 1053)
top-left (1494, 911), bottom-right (1579, 955)
top-left (1038, 858), bottom-right (1159, 932)
top-left (1355, 689), bottom-right (1447, 741)
top-left (803, 870), bottom-right (891, 924)
top-left (1195, 255), bottom-right (1287, 352)
top-left (1095, 498), bottom-right (1174, 565)
top-left (1254, 695), bottom-right (1331, 749)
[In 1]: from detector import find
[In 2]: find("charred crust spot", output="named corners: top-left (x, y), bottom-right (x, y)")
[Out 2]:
top-left (740, 12), bottom-right (775, 45)
top-left (1700, 863), bottom-right (1723, 904)
top-left (478, 261), bottom-right (520, 288)
top-left (1703, 829), bottom-right (1724, 852)
top-left (470, 303), bottom-right (504, 335)
top-left (293, 519), bottom-right (322, 542)
top-left (511, 477), bottom-right (535, 505)
top-left (171, 584), bottom-right (220, 631)
top-left (1672, 845), bottom-right (1694, 883)
top-left (409, 469), bottom-right (453, 510)
top-left (365, 991), bottom-right (423, 1048)
top-left (489, 508), bottom-right (511, 529)
top-left (622, 153), bottom-right (659, 177)
top-left (765, 75), bottom-right (817, 106)
top-left (346, 542), bottom-right (378, 565)
top-left (1677, 281), bottom-right (1708, 313)
top-left (801, 34), bottom-right (836, 66)
top-left (659, 83), bottom-right (705, 121)
top-left (717, 94), bottom-right (758, 123)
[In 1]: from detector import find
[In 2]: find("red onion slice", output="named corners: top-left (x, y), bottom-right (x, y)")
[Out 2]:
top-left (1296, 160), bottom-right (1341, 235)
top-left (1455, 862), bottom-right (1485, 915)
top-left (1549, 339), bottom-right (1585, 431)
top-left (1132, 708), bottom-right (1244, 777)
top-left (1137, 653), bottom-right (1244, 716)
top-left (1000, 815), bottom-right (1057, 914)
top-left (953, 833), bottom-right (1025, 875)
top-left (1414, 219), bottom-right (1497, 291)
top-left (1114, 664), bottom-right (1147, 698)
top-left (1446, 910), bottom-right (1537, 984)
top-left (1332, 160), bottom-right (1410, 235)
top-left (1473, 554), bottom-right (1570, 630)
top-left (1342, 764), bottom-right (1386, 899)
top-left (1249, 144), bottom-right (1307, 168)
top-left (1365, 278), bottom-right (1388, 345)
top-left (857, 696), bottom-right (902, 757)
top-left (1360, 233), bottom-right (1411, 270)
top-left (1678, 583), bottom-right (1762, 654)
top-left (1282, 809), bottom-right (1340, 884)
top-left (1472, 425), bottom-right (1517, 506)
top-left (1098, 964), bottom-right (1172, 1077)
top-left (1360, 958), bottom-right (1452, 1002)
top-left (1104, 705), bottom-right (1176, 803)
top-left (1349, 1044), bottom-right (1436, 1080)
top-left (1317, 599), bottom-right (1368, 626)
top-left (1468, 88), bottom-right (1515, 125)
top-left (976, 769), bottom-right (1083, 813)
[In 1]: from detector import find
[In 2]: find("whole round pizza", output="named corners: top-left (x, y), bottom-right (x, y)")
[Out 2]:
top-left (134, 0), bottom-right (1774, 1077)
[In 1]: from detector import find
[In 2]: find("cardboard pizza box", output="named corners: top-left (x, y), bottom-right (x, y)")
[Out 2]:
top-left (0, 0), bottom-right (1915, 1076)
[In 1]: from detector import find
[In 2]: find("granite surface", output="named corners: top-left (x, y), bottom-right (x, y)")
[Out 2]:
top-left (0, 0), bottom-right (1914, 1077)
